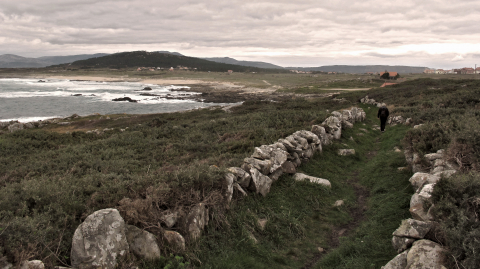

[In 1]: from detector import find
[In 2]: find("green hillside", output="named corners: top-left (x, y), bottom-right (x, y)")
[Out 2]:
top-left (67, 51), bottom-right (288, 73)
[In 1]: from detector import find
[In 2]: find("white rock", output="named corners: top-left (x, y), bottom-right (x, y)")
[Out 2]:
top-left (293, 173), bottom-right (331, 188)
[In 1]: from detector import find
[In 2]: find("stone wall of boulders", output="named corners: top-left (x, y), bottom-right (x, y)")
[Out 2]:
top-left (360, 96), bottom-right (453, 269)
top-left (1, 106), bottom-right (368, 269)
top-left (382, 149), bottom-right (457, 269)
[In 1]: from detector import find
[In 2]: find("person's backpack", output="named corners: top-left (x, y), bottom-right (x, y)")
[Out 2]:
top-left (380, 107), bottom-right (387, 117)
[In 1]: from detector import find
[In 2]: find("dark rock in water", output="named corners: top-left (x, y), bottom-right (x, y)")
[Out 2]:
top-left (135, 87), bottom-right (153, 91)
top-left (139, 93), bottom-right (159, 96)
top-left (72, 94), bottom-right (82, 96)
top-left (38, 80), bottom-right (45, 82)
top-left (112, 97), bottom-right (138, 103)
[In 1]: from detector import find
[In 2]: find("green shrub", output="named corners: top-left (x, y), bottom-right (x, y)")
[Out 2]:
top-left (431, 172), bottom-right (480, 268)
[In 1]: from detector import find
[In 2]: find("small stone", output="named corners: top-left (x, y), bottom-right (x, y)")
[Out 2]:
top-left (334, 200), bottom-right (344, 207)
top-left (293, 173), bottom-right (331, 188)
top-left (248, 232), bottom-right (258, 244)
top-left (338, 149), bottom-right (355, 156)
top-left (20, 260), bottom-right (44, 269)
top-left (317, 247), bottom-right (325, 253)
top-left (164, 230), bottom-right (186, 252)
top-left (258, 219), bottom-right (268, 231)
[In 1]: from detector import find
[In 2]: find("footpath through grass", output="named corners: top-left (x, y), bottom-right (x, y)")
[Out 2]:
top-left (154, 104), bottom-right (413, 269)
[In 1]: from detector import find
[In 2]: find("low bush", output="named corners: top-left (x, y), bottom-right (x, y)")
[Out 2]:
top-left (431, 172), bottom-right (480, 269)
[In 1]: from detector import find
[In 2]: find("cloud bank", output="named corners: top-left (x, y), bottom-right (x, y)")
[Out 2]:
top-left (1, 0), bottom-right (480, 68)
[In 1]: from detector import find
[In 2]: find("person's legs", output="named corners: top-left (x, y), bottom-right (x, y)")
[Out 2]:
top-left (380, 117), bottom-right (387, 132)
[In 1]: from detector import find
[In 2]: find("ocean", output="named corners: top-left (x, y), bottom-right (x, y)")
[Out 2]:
top-left (0, 78), bottom-right (231, 122)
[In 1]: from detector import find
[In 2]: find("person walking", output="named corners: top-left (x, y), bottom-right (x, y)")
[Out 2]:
top-left (377, 106), bottom-right (389, 132)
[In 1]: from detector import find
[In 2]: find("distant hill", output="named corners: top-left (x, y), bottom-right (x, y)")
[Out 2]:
top-left (66, 51), bottom-right (288, 73)
top-left (154, 51), bottom-right (184, 56)
top-left (0, 53), bottom-right (109, 68)
top-left (203, 57), bottom-right (284, 69)
top-left (288, 65), bottom-right (427, 74)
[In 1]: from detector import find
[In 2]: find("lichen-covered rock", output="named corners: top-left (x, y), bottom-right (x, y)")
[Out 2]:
top-left (311, 125), bottom-right (331, 145)
top-left (388, 115), bottom-right (405, 126)
top-left (343, 121), bottom-right (354, 129)
top-left (433, 169), bottom-right (456, 178)
top-left (163, 230), bottom-right (185, 252)
top-left (71, 209), bottom-right (129, 269)
top-left (7, 123), bottom-right (24, 133)
top-left (185, 203), bottom-right (209, 240)
top-left (248, 168), bottom-right (273, 196)
top-left (225, 173), bottom-right (235, 203)
top-left (293, 130), bottom-right (321, 144)
top-left (243, 158), bottom-right (272, 175)
top-left (125, 225), bottom-right (161, 260)
top-left (293, 173), bottom-right (331, 188)
top-left (20, 260), bottom-right (44, 269)
top-left (409, 173), bottom-right (440, 192)
top-left (424, 153), bottom-right (443, 162)
top-left (409, 193), bottom-right (430, 221)
top-left (24, 122), bottom-right (35, 129)
top-left (338, 149), bottom-right (355, 156)
top-left (290, 134), bottom-right (309, 149)
top-left (160, 210), bottom-right (179, 228)
top-left (228, 167), bottom-right (251, 188)
top-left (406, 240), bottom-right (446, 269)
top-left (392, 219), bottom-right (432, 239)
top-left (322, 116), bottom-right (342, 140)
top-left (392, 236), bottom-right (416, 253)
top-left (281, 161), bottom-right (296, 174)
top-left (381, 250), bottom-right (408, 269)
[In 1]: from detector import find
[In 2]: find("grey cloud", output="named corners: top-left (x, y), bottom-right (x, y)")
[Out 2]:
top-left (0, 0), bottom-right (480, 68)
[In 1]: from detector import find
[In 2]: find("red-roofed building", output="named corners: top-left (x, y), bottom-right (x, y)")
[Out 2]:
top-left (424, 69), bottom-right (435, 74)
top-left (379, 71), bottom-right (398, 79)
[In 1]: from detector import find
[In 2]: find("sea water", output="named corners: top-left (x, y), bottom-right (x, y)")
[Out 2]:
top-left (0, 78), bottom-right (230, 122)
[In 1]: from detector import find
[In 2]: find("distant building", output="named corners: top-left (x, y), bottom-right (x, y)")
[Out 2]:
top-left (463, 67), bottom-right (475, 74)
top-left (227, 70), bottom-right (233, 74)
top-left (380, 71), bottom-right (398, 79)
top-left (435, 69), bottom-right (447, 74)
top-left (424, 69), bottom-right (435, 74)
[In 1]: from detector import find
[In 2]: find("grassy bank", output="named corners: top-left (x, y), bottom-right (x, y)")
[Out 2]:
top-left (1, 76), bottom-right (480, 268)
top-left (0, 95), bottom-right (359, 267)
top-left (186, 105), bottom-right (413, 269)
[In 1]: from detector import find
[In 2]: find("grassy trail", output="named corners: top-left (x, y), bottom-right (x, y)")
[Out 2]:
top-left (169, 104), bottom-right (414, 269)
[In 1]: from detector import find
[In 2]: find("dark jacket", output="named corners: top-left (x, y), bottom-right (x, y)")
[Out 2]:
top-left (377, 106), bottom-right (389, 118)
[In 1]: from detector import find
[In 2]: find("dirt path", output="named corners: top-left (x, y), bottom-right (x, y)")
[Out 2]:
top-left (302, 171), bottom-right (370, 269)
top-left (302, 133), bottom-right (381, 269)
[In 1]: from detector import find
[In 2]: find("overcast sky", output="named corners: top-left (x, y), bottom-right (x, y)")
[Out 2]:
top-left (1, 0), bottom-right (480, 69)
